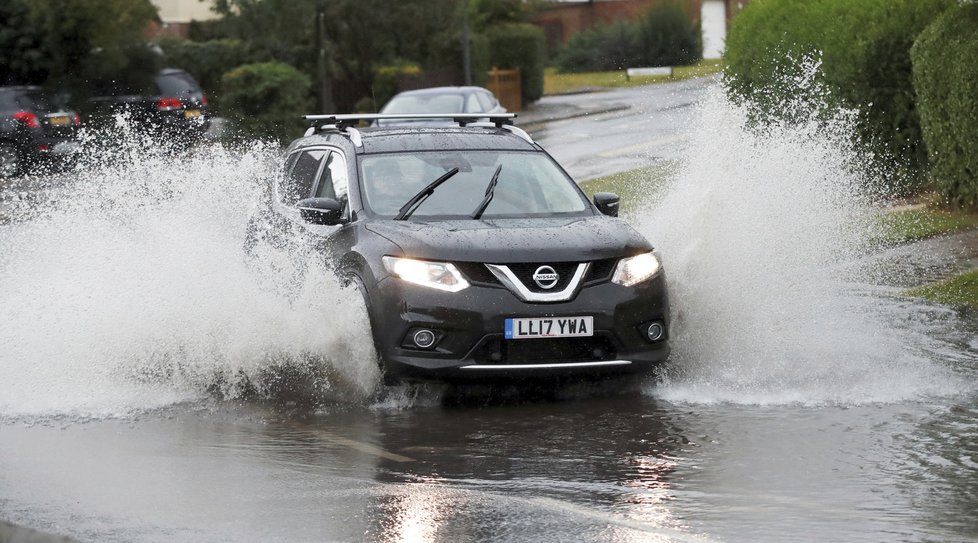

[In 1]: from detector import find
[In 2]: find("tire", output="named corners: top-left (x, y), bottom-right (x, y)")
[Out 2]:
top-left (348, 274), bottom-right (399, 386)
top-left (0, 143), bottom-right (23, 179)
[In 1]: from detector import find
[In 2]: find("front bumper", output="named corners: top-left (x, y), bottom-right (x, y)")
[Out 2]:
top-left (368, 271), bottom-right (670, 382)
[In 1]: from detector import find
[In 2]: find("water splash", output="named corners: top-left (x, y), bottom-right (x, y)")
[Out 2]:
top-left (0, 121), bottom-right (379, 421)
top-left (636, 62), bottom-right (974, 405)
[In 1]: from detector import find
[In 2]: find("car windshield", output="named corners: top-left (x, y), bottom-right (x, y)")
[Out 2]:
top-left (359, 150), bottom-right (591, 219)
top-left (382, 93), bottom-right (465, 114)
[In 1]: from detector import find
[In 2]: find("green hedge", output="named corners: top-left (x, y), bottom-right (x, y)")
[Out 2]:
top-left (724, 0), bottom-right (951, 194)
top-left (221, 62), bottom-right (312, 142)
top-left (635, 1), bottom-right (701, 67)
top-left (912, 3), bottom-right (978, 208)
top-left (159, 37), bottom-right (248, 112)
top-left (555, 2), bottom-right (700, 73)
top-left (371, 63), bottom-right (423, 111)
top-left (487, 23), bottom-right (545, 104)
top-left (555, 21), bottom-right (638, 73)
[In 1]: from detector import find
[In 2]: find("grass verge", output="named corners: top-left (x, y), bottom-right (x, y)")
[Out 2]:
top-left (544, 60), bottom-right (722, 96)
top-left (905, 270), bottom-right (978, 307)
top-left (579, 163), bottom-right (677, 214)
top-left (874, 207), bottom-right (978, 245)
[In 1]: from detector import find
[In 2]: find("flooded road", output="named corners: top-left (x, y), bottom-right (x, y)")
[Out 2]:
top-left (2, 77), bottom-right (978, 542)
top-left (3, 379), bottom-right (977, 542)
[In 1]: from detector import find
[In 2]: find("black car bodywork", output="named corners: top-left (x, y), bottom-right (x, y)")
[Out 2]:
top-left (88, 69), bottom-right (209, 144)
top-left (0, 86), bottom-right (81, 178)
top-left (247, 114), bottom-right (670, 383)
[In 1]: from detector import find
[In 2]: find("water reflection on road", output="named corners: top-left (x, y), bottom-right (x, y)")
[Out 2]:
top-left (3, 371), bottom-right (977, 542)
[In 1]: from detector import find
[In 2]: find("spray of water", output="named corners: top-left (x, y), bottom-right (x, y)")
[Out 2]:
top-left (635, 61), bottom-right (974, 405)
top-left (0, 119), bottom-right (379, 421)
top-left (2, 70), bottom-right (974, 418)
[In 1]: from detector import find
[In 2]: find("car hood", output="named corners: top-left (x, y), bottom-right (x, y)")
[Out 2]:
top-left (364, 216), bottom-right (653, 263)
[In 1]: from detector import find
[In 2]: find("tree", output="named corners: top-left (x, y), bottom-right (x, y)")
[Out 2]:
top-left (28, 0), bottom-right (161, 96)
top-left (0, 0), bottom-right (46, 85)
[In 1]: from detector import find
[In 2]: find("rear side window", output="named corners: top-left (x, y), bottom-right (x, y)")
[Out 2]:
top-left (279, 149), bottom-right (325, 206)
top-left (156, 72), bottom-right (202, 97)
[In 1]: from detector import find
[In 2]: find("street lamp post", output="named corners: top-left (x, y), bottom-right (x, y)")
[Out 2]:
top-left (462, 0), bottom-right (471, 86)
top-left (316, 0), bottom-right (334, 113)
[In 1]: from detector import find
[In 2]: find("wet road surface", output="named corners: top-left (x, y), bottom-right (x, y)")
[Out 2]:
top-left (2, 380), bottom-right (977, 542)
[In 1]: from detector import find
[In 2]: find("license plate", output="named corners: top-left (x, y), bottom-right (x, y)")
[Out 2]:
top-left (48, 115), bottom-right (70, 126)
top-left (184, 109), bottom-right (202, 119)
top-left (505, 316), bottom-right (593, 339)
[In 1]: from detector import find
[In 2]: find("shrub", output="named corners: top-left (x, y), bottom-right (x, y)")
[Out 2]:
top-left (634, 1), bottom-right (701, 67)
top-left (487, 23), bottom-right (546, 104)
top-left (371, 63), bottom-right (423, 110)
top-left (158, 37), bottom-right (248, 111)
top-left (912, 3), bottom-right (978, 208)
top-left (724, 0), bottom-right (952, 194)
top-left (220, 62), bottom-right (312, 142)
top-left (554, 21), bottom-right (639, 73)
top-left (554, 2), bottom-right (700, 73)
top-left (429, 30), bottom-right (491, 87)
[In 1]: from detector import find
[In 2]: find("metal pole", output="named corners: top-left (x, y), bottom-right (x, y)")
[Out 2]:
top-left (316, 1), bottom-right (333, 112)
top-left (462, 0), bottom-right (471, 86)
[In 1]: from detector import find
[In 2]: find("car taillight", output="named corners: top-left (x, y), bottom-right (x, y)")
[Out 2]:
top-left (156, 97), bottom-right (183, 111)
top-left (201, 94), bottom-right (208, 106)
top-left (13, 111), bottom-right (40, 129)
top-left (74, 113), bottom-right (81, 125)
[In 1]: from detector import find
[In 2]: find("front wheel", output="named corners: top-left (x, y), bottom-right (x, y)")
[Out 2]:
top-left (347, 274), bottom-right (399, 386)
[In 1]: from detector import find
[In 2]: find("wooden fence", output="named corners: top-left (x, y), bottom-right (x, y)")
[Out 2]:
top-left (487, 67), bottom-right (522, 112)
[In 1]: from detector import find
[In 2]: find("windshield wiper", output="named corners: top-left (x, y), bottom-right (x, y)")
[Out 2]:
top-left (393, 167), bottom-right (460, 220)
top-left (471, 165), bottom-right (502, 220)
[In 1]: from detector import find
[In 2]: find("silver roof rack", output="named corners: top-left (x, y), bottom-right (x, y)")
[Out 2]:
top-left (303, 113), bottom-right (531, 145)
top-left (304, 113), bottom-right (517, 128)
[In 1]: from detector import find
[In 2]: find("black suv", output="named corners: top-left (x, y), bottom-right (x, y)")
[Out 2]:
top-left (88, 68), bottom-right (209, 144)
top-left (247, 114), bottom-right (670, 383)
top-left (0, 86), bottom-right (81, 178)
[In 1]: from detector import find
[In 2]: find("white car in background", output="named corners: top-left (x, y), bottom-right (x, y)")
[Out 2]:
top-left (376, 86), bottom-right (507, 126)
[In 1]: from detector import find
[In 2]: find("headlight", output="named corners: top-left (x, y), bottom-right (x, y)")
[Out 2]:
top-left (612, 252), bottom-right (661, 287)
top-left (382, 256), bottom-right (470, 292)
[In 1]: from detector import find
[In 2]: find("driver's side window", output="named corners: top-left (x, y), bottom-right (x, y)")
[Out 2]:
top-left (314, 151), bottom-right (350, 218)
top-left (279, 149), bottom-right (325, 206)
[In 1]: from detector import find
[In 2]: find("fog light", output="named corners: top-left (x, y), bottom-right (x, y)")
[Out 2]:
top-left (647, 322), bottom-right (665, 342)
top-left (413, 329), bottom-right (436, 349)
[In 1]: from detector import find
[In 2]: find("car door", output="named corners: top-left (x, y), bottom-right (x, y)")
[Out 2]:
top-left (307, 148), bottom-right (366, 278)
top-left (251, 146), bottom-right (329, 256)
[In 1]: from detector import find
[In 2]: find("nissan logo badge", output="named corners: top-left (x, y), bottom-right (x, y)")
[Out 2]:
top-left (532, 265), bottom-right (560, 289)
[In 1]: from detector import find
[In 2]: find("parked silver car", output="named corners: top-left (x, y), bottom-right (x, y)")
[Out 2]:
top-left (377, 86), bottom-right (507, 126)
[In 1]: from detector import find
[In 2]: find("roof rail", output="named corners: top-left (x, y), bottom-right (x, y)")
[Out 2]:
top-left (303, 113), bottom-right (517, 129)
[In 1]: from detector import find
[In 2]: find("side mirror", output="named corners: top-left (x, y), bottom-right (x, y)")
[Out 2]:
top-left (297, 197), bottom-right (344, 225)
top-left (593, 192), bottom-right (620, 217)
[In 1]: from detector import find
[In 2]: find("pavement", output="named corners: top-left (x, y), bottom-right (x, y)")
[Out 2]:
top-left (514, 91), bottom-right (630, 130)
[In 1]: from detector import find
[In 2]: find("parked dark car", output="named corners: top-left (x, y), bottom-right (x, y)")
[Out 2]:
top-left (88, 68), bottom-right (209, 144)
top-left (377, 87), bottom-right (507, 126)
top-left (0, 86), bottom-right (81, 178)
top-left (246, 113), bottom-right (670, 384)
